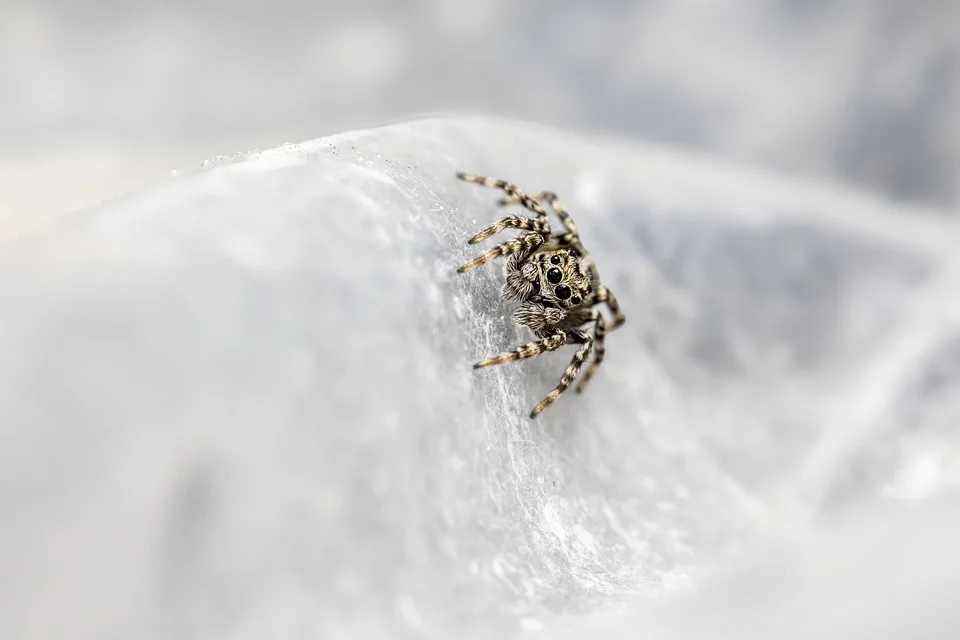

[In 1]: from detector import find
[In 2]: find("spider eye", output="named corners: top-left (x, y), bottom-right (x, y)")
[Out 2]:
top-left (547, 267), bottom-right (563, 284)
top-left (570, 295), bottom-right (582, 306)
top-left (550, 254), bottom-right (562, 265)
top-left (555, 284), bottom-right (571, 300)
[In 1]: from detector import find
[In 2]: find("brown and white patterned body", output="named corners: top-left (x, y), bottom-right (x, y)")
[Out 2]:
top-left (455, 172), bottom-right (626, 418)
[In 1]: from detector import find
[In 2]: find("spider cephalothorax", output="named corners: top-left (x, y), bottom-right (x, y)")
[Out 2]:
top-left (507, 249), bottom-right (591, 305)
top-left (455, 171), bottom-right (626, 419)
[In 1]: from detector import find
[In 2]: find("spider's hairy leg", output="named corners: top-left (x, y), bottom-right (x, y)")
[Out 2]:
top-left (540, 191), bottom-right (586, 254)
top-left (457, 231), bottom-right (544, 273)
top-left (500, 190), bottom-right (584, 252)
top-left (467, 215), bottom-right (549, 245)
top-left (474, 331), bottom-right (565, 369)
top-left (502, 190), bottom-right (580, 237)
top-left (576, 310), bottom-right (607, 394)
top-left (538, 192), bottom-right (580, 237)
top-left (586, 261), bottom-right (626, 330)
top-left (594, 284), bottom-right (626, 329)
top-left (456, 171), bottom-right (548, 224)
top-left (530, 330), bottom-right (594, 419)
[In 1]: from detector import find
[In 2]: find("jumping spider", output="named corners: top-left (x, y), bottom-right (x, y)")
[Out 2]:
top-left (455, 171), bottom-right (626, 419)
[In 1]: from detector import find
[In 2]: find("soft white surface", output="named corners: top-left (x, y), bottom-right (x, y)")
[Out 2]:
top-left (2, 117), bottom-right (959, 639)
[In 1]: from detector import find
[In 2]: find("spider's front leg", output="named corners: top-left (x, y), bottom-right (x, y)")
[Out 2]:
top-left (457, 172), bottom-right (549, 225)
top-left (592, 283), bottom-right (626, 330)
top-left (584, 261), bottom-right (626, 330)
top-left (530, 329), bottom-right (594, 418)
top-left (457, 231), bottom-right (545, 273)
top-left (473, 331), bottom-right (566, 369)
top-left (575, 310), bottom-right (608, 394)
top-left (467, 215), bottom-right (548, 245)
top-left (456, 171), bottom-right (556, 274)
top-left (499, 189), bottom-right (585, 255)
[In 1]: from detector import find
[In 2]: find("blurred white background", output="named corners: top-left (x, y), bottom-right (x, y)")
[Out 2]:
top-left (1, 0), bottom-right (958, 226)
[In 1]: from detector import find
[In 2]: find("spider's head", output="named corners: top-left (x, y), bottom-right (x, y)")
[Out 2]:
top-left (537, 250), bottom-right (591, 309)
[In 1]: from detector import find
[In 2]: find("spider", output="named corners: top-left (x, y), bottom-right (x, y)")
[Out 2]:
top-left (455, 171), bottom-right (626, 419)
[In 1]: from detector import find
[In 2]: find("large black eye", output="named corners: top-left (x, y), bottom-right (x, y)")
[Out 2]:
top-left (547, 267), bottom-right (563, 284)
top-left (570, 295), bottom-right (582, 306)
top-left (550, 254), bottom-right (562, 265)
top-left (555, 284), bottom-right (571, 300)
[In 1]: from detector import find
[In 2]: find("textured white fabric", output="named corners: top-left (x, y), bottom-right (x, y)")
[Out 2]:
top-left (2, 117), bottom-right (959, 639)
